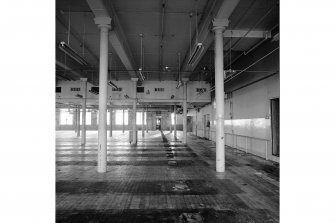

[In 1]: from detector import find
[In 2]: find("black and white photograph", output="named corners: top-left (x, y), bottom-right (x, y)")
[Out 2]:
top-left (55, 0), bottom-right (279, 222)
top-left (1, 0), bottom-right (335, 222)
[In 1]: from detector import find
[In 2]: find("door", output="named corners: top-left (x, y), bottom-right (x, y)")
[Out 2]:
top-left (187, 116), bottom-right (193, 132)
top-left (271, 98), bottom-right (280, 156)
top-left (156, 118), bottom-right (161, 130)
top-left (203, 114), bottom-right (210, 139)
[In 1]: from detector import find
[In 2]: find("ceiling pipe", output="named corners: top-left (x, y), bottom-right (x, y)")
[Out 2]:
top-left (56, 60), bottom-right (83, 78)
top-left (224, 24), bottom-right (279, 70)
top-left (180, 0), bottom-right (240, 77)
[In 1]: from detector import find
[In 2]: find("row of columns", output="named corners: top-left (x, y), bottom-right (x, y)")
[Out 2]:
top-left (85, 16), bottom-right (227, 173)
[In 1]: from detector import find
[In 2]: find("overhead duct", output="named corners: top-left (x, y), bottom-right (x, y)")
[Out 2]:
top-left (58, 41), bottom-right (88, 66)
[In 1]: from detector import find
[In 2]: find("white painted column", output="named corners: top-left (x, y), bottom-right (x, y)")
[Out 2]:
top-left (122, 109), bottom-right (125, 133)
top-left (174, 105), bottom-right (177, 140)
top-left (131, 78), bottom-right (138, 145)
top-left (142, 108), bottom-right (145, 137)
top-left (94, 16), bottom-right (111, 173)
top-left (81, 78), bottom-right (87, 145)
top-left (213, 18), bottom-right (229, 172)
top-left (109, 108), bottom-right (113, 137)
top-left (77, 106), bottom-right (80, 137)
top-left (146, 108), bottom-right (149, 133)
top-left (73, 108), bottom-right (77, 133)
top-left (170, 111), bottom-right (172, 133)
top-left (182, 78), bottom-right (188, 144)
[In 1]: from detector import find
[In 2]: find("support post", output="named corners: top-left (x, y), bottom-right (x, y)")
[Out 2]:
top-left (122, 109), bottom-right (125, 133)
top-left (146, 107), bottom-right (149, 133)
top-left (95, 16), bottom-right (111, 173)
top-left (73, 108), bottom-right (77, 133)
top-left (80, 78), bottom-right (87, 145)
top-left (109, 107), bottom-right (113, 137)
top-left (213, 18), bottom-right (229, 172)
top-left (182, 78), bottom-right (188, 144)
top-left (142, 108), bottom-right (145, 137)
top-left (77, 106), bottom-right (80, 137)
top-left (170, 111), bottom-right (172, 133)
top-left (131, 78), bottom-right (138, 145)
top-left (174, 105), bottom-right (177, 140)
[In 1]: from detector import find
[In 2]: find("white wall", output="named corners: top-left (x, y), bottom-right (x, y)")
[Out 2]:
top-left (56, 80), bottom-right (211, 104)
top-left (188, 74), bottom-right (279, 162)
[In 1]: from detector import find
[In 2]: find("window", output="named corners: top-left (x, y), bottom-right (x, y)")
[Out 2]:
top-left (137, 87), bottom-right (144, 93)
top-left (56, 87), bottom-right (61, 93)
top-left (136, 112), bottom-right (147, 125)
top-left (196, 88), bottom-right (206, 93)
top-left (115, 110), bottom-right (128, 125)
top-left (171, 113), bottom-right (175, 125)
top-left (60, 109), bottom-right (73, 125)
top-left (70, 87), bottom-right (80, 92)
top-left (112, 87), bottom-right (122, 92)
top-left (80, 110), bottom-right (91, 125)
top-left (154, 88), bottom-right (164, 92)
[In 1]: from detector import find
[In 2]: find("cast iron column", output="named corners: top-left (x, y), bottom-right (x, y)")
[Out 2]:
top-left (80, 78), bottom-right (87, 145)
top-left (95, 16), bottom-right (111, 173)
top-left (213, 18), bottom-right (229, 172)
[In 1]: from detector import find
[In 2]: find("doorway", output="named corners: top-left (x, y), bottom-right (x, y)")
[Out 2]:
top-left (156, 118), bottom-right (161, 130)
top-left (187, 116), bottom-right (193, 132)
top-left (271, 98), bottom-right (279, 156)
top-left (203, 114), bottom-right (210, 140)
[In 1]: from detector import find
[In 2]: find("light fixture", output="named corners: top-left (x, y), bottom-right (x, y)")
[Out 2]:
top-left (137, 34), bottom-right (145, 81)
top-left (108, 80), bottom-right (118, 89)
top-left (176, 53), bottom-right (182, 89)
top-left (187, 10), bottom-right (203, 65)
top-left (75, 94), bottom-right (83, 98)
top-left (58, 41), bottom-right (88, 66)
top-left (188, 42), bottom-right (203, 65)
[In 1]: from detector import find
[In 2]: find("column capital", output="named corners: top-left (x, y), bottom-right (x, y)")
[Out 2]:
top-left (131, 77), bottom-right (139, 82)
top-left (80, 78), bottom-right (88, 82)
top-left (212, 18), bottom-right (229, 31)
top-left (94, 16), bottom-right (112, 29)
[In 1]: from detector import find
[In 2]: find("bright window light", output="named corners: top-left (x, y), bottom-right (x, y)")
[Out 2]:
top-left (60, 109), bottom-right (73, 125)
top-left (136, 112), bottom-right (147, 125)
top-left (80, 110), bottom-right (91, 125)
top-left (96, 110), bottom-right (111, 124)
top-left (115, 110), bottom-right (128, 125)
top-left (171, 113), bottom-right (175, 125)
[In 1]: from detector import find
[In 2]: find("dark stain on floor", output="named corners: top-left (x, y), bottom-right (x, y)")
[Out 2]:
top-left (56, 180), bottom-right (218, 195)
top-left (56, 159), bottom-right (209, 166)
top-left (56, 208), bottom-right (278, 223)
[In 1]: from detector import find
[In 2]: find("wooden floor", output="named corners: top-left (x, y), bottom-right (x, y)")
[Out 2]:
top-left (56, 130), bottom-right (279, 223)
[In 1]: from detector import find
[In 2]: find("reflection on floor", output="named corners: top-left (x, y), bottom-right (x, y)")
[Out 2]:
top-left (56, 130), bottom-right (279, 223)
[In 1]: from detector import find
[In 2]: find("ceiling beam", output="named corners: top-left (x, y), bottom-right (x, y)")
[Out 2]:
top-left (223, 30), bottom-right (271, 38)
top-left (86, 0), bottom-right (139, 80)
top-left (181, 0), bottom-right (240, 77)
top-left (56, 60), bottom-right (83, 79)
